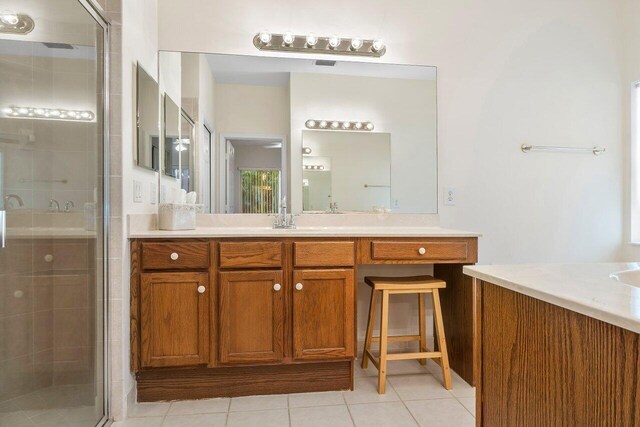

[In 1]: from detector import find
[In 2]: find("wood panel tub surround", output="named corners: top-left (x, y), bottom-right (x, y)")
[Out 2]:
top-left (478, 281), bottom-right (640, 427)
top-left (130, 235), bottom-right (479, 401)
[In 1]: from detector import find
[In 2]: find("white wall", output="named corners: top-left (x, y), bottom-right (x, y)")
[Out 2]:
top-left (158, 0), bottom-right (625, 264)
top-left (119, 0), bottom-right (159, 419)
top-left (291, 73), bottom-right (437, 213)
top-left (198, 57), bottom-right (216, 211)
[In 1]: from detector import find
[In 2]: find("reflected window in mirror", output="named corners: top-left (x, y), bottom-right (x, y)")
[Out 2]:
top-left (136, 64), bottom-right (160, 171)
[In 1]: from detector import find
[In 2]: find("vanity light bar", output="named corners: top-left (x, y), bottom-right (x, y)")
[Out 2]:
top-left (0, 12), bottom-right (34, 35)
top-left (254, 32), bottom-right (386, 57)
top-left (303, 165), bottom-right (325, 170)
top-left (2, 106), bottom-right (95, 122)
top-left (305, 119), bottom-right (374, 131)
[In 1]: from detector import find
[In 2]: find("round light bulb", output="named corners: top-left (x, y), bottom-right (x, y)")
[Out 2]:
top-left (18, 108), bottom-right (28, 115)
top-left (372, 39), bottom-right (385, 52)
top-left (350, 38), bottom-right (363, 50)
top-left (365, 122), bottom-right (374, 130)
top-left (328, 35), bottom-right (340, 49)
top-left (259, 32), bottom-right (272, 44)
top-left (319, 120), bottom-right (328, 128)
top-left (319, 166), bottom-right (324, 170)
top-left (342, 122), bottom-right (350, 129)
top-left (50, 110), bottom-right (60, 116)
top-left (331, 121), bottom-right (339, 129)
top-left (354, 122), bottom-right (363, 130)
top-left (282, 32), bottom-right (295, 46)
top-left (305, 119), bottom-right (316, 128)
top-left (302, 147), bottom-right (312, 154)
top-left (81, 111), bottom-right (91, 119)
top-left (306, 34), bottom-right (317, 47)
top-left (34, 108), bottom-right (44, 115)
top-left (1, 11), bottom-right (19, 26)
top-left (2, 107), bottom-right (13, 114)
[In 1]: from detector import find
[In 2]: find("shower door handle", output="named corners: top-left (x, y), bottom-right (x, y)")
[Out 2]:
top-left (0, 210), bottom-right (5, 248)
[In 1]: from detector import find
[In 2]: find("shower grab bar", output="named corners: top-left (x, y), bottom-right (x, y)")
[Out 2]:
top-left (521, 144), bottom-right (605, 156)
top-left (19, 178), bottom-right (68, 184)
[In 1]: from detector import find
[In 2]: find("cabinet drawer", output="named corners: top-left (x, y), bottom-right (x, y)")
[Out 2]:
top-left (294, 241), bottom-right (355, 267)
top-left (371, 241), bottom-right (469, 262)
top-left (142, 242), bottom-right (210, 270)
top-left (219, 241), bottom-right (282, 268)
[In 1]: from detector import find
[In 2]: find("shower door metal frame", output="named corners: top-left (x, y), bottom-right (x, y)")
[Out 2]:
top-left (75, 0), bottom-right (111, 425)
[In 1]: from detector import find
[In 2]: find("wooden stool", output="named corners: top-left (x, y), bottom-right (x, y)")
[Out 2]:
top-left (361, 275), bottom-right (452, 394)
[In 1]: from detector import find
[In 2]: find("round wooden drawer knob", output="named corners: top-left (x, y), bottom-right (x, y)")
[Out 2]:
top-left (295, 283), bottom-right (303, 291)
top-left (197, 285), bottom-right (206, 294)
top-left (170, 252), bottom-right (179, 260)
top-left (273, 283), bottom-right (281, 291)
top-left (418, 247), bottom-right (426, 255)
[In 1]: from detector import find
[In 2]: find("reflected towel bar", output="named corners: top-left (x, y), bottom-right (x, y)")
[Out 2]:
top-left (521, 144), bottom-right (605, 156)
top-left (364, 184), bottom-right (391, 188)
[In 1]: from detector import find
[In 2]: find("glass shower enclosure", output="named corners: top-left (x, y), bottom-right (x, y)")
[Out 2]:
top-left (0, 0), bottom-right (109, 426)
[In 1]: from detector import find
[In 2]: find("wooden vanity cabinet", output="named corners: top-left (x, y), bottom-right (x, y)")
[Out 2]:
top-left (140, 272), bottom-right (209, 368)
top-left (219, 270), bottom-right (285, 364)
top-left (292, 269), bottom-right (355, 360)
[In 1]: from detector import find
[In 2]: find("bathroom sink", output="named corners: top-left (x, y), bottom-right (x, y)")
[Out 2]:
top-left (610, 268), bottom-right (640, 288)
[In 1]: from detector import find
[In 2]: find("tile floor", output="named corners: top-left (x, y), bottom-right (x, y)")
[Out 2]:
top-left (113, 359), bottom-right (476, 427)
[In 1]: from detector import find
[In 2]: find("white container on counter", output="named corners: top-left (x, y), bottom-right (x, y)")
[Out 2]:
top-left (158, 203), bottom-right (203, 231)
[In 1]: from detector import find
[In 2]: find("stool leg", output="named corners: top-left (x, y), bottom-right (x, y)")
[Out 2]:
top-left (418, 293), bottom-right (427, 366)
top-left (378, 290), bottom-right (390, 394)
top-left (432, 289), bottom-right (452, 390)
top-left (361, 289), bottom-right (378, 369)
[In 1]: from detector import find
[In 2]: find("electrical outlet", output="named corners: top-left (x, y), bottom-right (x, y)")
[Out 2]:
top-left (150, 182), bottom-right (157, 204)
top-left (133, 180), bottom-right (143, 203)
top-left (394, 199), bottom-right (400, 208)
top-left (444, 187), bottom-right (456, 206)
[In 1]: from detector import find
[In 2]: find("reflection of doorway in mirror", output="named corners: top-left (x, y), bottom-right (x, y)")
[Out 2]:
top-left (202, 125), bottom-right (213, 213)
top-left (219, 135), bottom-right (287, 214)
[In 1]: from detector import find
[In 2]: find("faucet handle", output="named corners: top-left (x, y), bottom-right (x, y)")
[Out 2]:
top-left (64, 201), bottom-right (74, 213)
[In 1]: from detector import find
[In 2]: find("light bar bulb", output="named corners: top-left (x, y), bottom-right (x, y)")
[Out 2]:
top-left (0, 11), bottom-right (19, 26)
top-left (372, 39), bottom-right (385, 52)
top-left (259, 32), bottom-right (272, 44)
top-left (350, 38), bottom-right (363, 50)
top-left (282, 32), bottom-right (295, 46)
top-left (319, 120), bottom-right (328, 128)
top-left (306, 34), bottom-right (318, 47)
top-left (365, 122), bottom-right (374, 131)
top-left (328, 35), bottom-right (340, 49)
top-left (305, 119), bottom-right (316, 128)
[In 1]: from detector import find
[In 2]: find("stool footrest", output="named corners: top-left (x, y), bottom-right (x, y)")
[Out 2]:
top-left (387, 351), bottom-right (441, 361)
top-left (371, 335), bottom-right (421, 343)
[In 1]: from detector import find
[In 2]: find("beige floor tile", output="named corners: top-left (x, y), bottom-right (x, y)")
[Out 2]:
top-left (387, 374), bottom-right (453, 401)
top-left (162, 413), bottom-right (227, 427)
top-left (127, 402), bottom-right (171, 418)
top-left (226, 408), bottom-right (289, 427)
top-left (405, 399), bottom-right (475, 427)
top-left (167, 398), bottom-right (229, 415)
top-left (111, 417), bottom-right (164, 427)
top-left (290, 405), bottom-right (353, 427)
top-left (427, 362), bottom-right (476, 398)
top-left (356, 358), bottom-right (431, 378)
top-left (347, 401), bottom-right (417, 427)
top-left (343, 376), bottom-right (400, 405)
top-left (229, 394), bottom-right (288, 412)
top-left (457, 397), bottom-right (476, 417)
top-left (288, 391), bottom-right (345, 408)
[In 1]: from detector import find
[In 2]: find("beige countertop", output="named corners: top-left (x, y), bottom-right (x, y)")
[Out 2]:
top-left (464, 263), bottom-right (640, 334)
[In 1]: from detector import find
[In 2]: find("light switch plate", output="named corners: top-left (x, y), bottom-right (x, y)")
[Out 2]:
top-left (150, 182), bottom-right (157, 204)
top-left (133, 180), bottom-right (143, 203)
top-left (444, 187), bottom-right (456, 206)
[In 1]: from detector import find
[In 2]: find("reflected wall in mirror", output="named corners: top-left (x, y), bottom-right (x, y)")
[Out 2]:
top-left (157, 51), bottom-right (437, 213)
top-left (136, 64), bottom-right (160, 171)
top-left (302, 131), bottom-right (390, 212)
top-left (180, 110), bottom-right (196, 192)
top-left (163, 95), bottom-right (180, 178)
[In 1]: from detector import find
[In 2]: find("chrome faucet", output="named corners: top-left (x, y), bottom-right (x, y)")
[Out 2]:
top-left (48, 199), bottom-right (60, 213)
top-left (64, 200), bottom-right (74, 213)
top-left (329, 202), bottom-right (339, 213)
top-left (4, 194), bottom-right (24, 210)
top-left (273, 196), bottom-right (296, 229)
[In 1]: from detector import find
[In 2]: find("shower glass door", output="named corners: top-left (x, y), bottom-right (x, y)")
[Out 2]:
top-left (0, 0), bottom-right (108, 426)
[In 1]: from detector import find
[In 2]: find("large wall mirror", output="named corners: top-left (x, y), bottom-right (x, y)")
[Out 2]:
top-left (157, 52), bottom-right (437, 214)
top-left (136, 64), bottom-right (160, 171)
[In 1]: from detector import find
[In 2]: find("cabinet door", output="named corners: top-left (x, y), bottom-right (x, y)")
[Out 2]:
top-left (292, 269), bottom-right (355, 360)
top-left (219, 270), bottom-right (284, 364)
top-left (140, 272), bottom-right (209, 368)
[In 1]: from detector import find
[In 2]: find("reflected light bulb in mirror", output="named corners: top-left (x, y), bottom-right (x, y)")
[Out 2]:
top-left (331, 121), bottom-right (339, 129)
top-left (259, 32), bottom-right (272, 44)
top-left (342, 122), bottom-right (351, 129)
top-left (305, 119), bottom-right (316, 128)
top-left (0, 11), bottom-right (19, 26)
top-left (350, 38), bottom-right (363, 50)
top-left (319, 120), bottom-right (328, 128)
top-left (282, 32), bottom-right (295, 46)
top-left (2, 107), bottom-right (13, 114)
top-left (328, 35), bottom-right (340, 49)
top-left (302, 147), bottom-right (312, 155)
top-left (365, 122), bottom-right (374, 131)
top-left (306, 34), bottom-right (317, 47)
top-left (354, 122), bottom-right (363, 130)
top-left (372, 39), bottom-right (385, 52)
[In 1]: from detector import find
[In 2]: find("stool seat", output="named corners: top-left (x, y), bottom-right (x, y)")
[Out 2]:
top-left (361, 275), bottom-right (452, 394)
